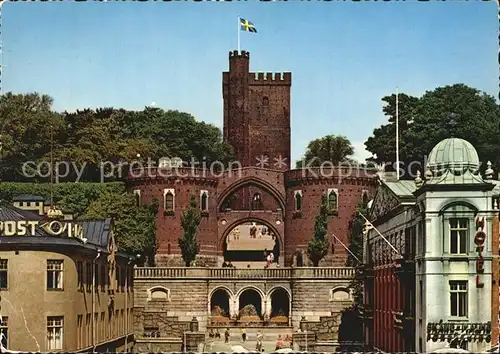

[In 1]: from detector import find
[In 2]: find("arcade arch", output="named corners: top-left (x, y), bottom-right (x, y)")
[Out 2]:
top-left (266, 286), bottom-right (291, 324)
top-left (238, 288), bottom-right (263, 319)
top-left (210, 288), bottom-right (232, 319)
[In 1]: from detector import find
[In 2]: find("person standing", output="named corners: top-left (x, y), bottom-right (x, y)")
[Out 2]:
top-left (241, 327), bottom-right (247, 342)
top-left (256, 330), bottom-right (263, 351)
top-left (224, 328), bottom-right (230, 343)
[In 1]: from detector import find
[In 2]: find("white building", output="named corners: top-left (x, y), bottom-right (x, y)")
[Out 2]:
top-left (363, 137), bottom-right (499, 353)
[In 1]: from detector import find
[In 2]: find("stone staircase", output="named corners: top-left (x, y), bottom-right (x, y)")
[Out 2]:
top-left (206, 326), bottom-right (294, 342)
top-left (230, 261), bottom-right (279, 269)
top-left (226, 224), bottom-right (276, 251)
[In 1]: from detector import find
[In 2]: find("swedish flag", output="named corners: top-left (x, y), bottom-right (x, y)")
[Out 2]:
top-left (240, 18), bottom-right (257, 33)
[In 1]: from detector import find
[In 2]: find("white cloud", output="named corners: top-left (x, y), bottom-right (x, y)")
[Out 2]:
top-left (351, 141), bottom-right (373, 162)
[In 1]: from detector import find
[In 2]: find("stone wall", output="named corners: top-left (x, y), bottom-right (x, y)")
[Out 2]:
top-left (291, 279), bottom-right (353, 329)
top-left (134, 279), bottom-right (209, 331)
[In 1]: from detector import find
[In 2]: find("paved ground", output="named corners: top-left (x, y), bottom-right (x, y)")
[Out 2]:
top-left (203, 338), bottom-right (281, 352)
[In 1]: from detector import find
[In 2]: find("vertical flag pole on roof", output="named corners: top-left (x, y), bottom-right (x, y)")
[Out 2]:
top-left (396, 86), bottom-right (400, 180)
top-left (237, 16), bottom-right (241, 53)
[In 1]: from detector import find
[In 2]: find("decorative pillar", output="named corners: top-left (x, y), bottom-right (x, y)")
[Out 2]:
top-left (261, 295), bottom-right (267, 319)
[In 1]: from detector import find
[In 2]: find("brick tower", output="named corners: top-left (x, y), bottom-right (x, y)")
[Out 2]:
top-left (223, 50), bottom-right (291, 171)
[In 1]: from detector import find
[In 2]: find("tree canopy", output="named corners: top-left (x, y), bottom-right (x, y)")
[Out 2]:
top-left (364, 84), bottom-right (500, 177)
top-left (296, 135), bottom-right (355, 168)
top-left (0, 92), bottom-right (234, 182)
top-left (84, 192), bottom-right (159, 261)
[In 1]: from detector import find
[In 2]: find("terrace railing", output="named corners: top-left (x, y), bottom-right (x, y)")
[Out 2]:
top-left (134, 266), bottom-right (355, 280)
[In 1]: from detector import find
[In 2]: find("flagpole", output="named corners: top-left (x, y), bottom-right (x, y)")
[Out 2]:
top-left (331, 233), bottom-right (360, 263)
top-left (396, 87), bottom-right (400, 180)
top-left (358, 212), bottom-right (400, 255)
top-left (237, 16), bottom-right (240, 53)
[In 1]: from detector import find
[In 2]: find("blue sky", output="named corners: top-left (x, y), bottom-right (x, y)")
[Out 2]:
top-left (3, 1), bottom-right (497, 164)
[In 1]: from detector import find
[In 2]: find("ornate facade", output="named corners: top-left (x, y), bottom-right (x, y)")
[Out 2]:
top-left (361, 138), bottom-right (500, 353)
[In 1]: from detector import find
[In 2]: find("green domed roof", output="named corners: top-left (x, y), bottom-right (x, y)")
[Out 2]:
top-left (427, 138), bottom-right (480, 176)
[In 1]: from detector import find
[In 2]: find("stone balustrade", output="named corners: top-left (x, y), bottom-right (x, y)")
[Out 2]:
top-left (134, 266), bottom-right (355, 280)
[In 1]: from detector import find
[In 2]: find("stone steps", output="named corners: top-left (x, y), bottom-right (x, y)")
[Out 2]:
top-left (206, 326), bottom-right (294, 341)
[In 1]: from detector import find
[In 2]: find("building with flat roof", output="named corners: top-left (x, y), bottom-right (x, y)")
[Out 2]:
top-left (0, 195), bottom-right (137, 352)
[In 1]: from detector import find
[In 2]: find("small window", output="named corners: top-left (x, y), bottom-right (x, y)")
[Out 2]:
top-left (200, 191), bottom-right (208, 211)
top-left (133, 190), bottom-right (141, 207)
top-left (450, 218), bottom-right (468, 254)
top-left (164, 191), bottom-right (174, 210)
top-left (47, 316), bottom-right (64, 350)
top-left (0, 317), bottom-right (8, 348)
top-left (362, 191), bottom-right (369, 205)
top-left (100, 264), bottom-right (106, 292)
top-left (94, 265), bottom-right (99, 292)
top-left (120, 267), bottom-right (126, 291)
top-left (148, 286), bottom-right (171, 301)
top-left (327, 189), bottom-right (338, 212)
top-left (0, 260), bottom-right (7, 290)
top-left (47, 260), bottom-right (64, 290)
top-left (294, 191), bottom-right (302, 212)
top-left (85, 263), bottom-right (92, 292)
top-left (263, 96), bottom-right (269, 106)
top-left (252, 193), bottom-right (263, 210)
top-left (116, 266), bottom-right (121, 293)
top-left (449, 280), bottom-right (467, 317)
top-left (76, 261), bottom-right (83, 290)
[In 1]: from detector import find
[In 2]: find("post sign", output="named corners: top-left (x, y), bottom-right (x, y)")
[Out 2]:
top-left (474, 216), bottom-right (486, 288)
top-left (0, 220), bottom-right (84, 242)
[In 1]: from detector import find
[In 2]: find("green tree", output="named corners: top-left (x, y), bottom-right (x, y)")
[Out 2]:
top-left (0, 182), bottom-right (124, 218)
top-left (365, 84), bottom-right (500, 176)
top-left (0, 92), bottom-right (234, 182)
top-left (296, 135), bottom-right (355, 168)
top-left (307, 194), bottom-right (330, 266)
top-left (0, 92), bottom-right (64, 181)
top-left (84, 192), bottom-right (159, 261)
top-left (179, 195), bottom-right (201, 266)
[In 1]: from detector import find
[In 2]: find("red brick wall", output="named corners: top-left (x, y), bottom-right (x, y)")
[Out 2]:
top-left (247, 76), bottom-right (291, 172)
top-left (223, 51), bottom-right (291, 171)
top-left (128, 175), bottom-right (218, 256)
top-left (284, 168), bottom-right (378, 265)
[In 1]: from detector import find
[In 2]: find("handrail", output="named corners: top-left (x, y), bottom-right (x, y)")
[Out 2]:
top-left (134, 267), bottom-right (355, 279)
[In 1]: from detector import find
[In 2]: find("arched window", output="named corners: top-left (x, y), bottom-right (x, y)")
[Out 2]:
top-left (328, 190), bottom-right (338, 211)
top-left (294, 191), bottom-right (302, 212)
top-left (200, 192), bottom-right (208, 211)
top-left (252, 193), bottom-right (263, 210)
top-left (165, 191), bottom-right (174, 210)
top-left (147, 286), bottom-right (171, 301)
top-left (263, 96), bottom-right (269, 106)
top-left (133, 190), bottom-right (141, 207)
top-left (362, 191), bottom-right (369, 205)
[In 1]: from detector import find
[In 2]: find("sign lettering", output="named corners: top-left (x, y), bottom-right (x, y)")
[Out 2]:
top-left (474, 216), bottom-right (486, 288)
top-left (0, 220), bottom-right (84, 242)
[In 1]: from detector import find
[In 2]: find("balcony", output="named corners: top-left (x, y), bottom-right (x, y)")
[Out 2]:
top-left (134, 267), bottom-right (355, 280)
